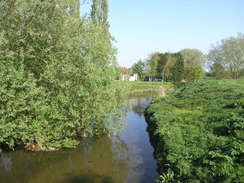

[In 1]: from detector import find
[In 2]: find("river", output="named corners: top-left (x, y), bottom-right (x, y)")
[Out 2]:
top-left (0, 96), bottom-right (159, 183)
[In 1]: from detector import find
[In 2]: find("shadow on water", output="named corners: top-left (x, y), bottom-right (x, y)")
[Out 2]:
top-left (0, 94), bottom-right (159, 183)
top-left (1, 137), bottom-right (130, 183)
top-left (67, 175), bottom-right (114, 183)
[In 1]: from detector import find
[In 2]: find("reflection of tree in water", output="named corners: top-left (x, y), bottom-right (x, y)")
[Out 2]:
top-left (129, 97), bottom-right (152, 116)
top-left (0, 137), bottom-right (132, 183)
top-left (37, 137), bottom-right (130, 183)
top-left (110, 106), bottom-right (129, 135)
top-left (112, 136), bottom-right (144, 183)
top-left (0, 96), bottom-right (158, 183)
top-left (0, 155), bottom-right (12, 172)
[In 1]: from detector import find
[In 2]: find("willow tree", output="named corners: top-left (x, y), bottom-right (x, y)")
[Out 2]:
top-left (161, 54), bottom-right (176, 81)
top-left (157, 53), bottom-right (184, 82)
top-left (132, 60), bottom-right (145, 80)
top-left (147, 52), bottom-right (160, 77)
top-left (179, 49), bottom-right (205, 82)
top-left (208, 34), bottom-right (244, 79)
top-left (91, 0), bottom-right (109, 25)
top-left (0, 0), bottom-right (124, 151)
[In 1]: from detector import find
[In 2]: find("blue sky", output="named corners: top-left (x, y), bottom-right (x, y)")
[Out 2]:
top-left (82, 0), bottom-right (244, 67)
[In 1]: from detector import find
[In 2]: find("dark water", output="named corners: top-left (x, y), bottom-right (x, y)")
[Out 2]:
top-left (0, 97), bottom-right (159, 183)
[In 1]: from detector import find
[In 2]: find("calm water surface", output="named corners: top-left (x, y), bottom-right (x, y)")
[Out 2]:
top-left (0, 97), bottom-right (159, 183)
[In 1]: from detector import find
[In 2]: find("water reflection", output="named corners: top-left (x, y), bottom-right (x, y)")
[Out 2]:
top-left (0, 96), bottom-right (159, 183)
top-left (129, 98), bottom-right (152, 116)
top-left (120, 97), bottom-right (159, 183)
top-left (0, 155), bottom-right (12, 172)
top-left (0, 137), bottom-right (130, 183)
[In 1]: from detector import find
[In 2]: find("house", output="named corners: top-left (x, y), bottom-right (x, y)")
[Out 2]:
top-left (117, 66), bottom-right (138, 81)
top-left (129, 73), bottom-right (138, 81)
top-left (117, 66), bottom-right (130, 81)
top-left (120, 73), bottom-right (129, 81)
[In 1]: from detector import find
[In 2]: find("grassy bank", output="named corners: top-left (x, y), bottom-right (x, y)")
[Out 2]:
top-left (116, 81), bottom-right (174, 96)
top-left (145, 80), bottom-right (244, 183)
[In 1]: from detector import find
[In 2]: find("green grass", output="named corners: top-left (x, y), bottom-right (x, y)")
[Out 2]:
top-left (145, 80), bottom-right (244, 183)
top-left (116, 81), bottom-right (174, 96)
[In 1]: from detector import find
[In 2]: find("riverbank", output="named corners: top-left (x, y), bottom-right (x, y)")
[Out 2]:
top-left (145, 80), bottom-right (244, 182)
top-left (0, 96), bottom-right (159, 183)
top-left (117, 81), bottom-right (174, 96)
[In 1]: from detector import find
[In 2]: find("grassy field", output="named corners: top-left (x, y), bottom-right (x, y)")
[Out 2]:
top-left (116, 81), bottom-right (174, 96)
top-left (145, 80), bottom-right (244, 183)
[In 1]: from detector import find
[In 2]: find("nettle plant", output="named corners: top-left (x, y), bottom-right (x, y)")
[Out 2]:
top-left (146, 80), bottom-right (244, 183)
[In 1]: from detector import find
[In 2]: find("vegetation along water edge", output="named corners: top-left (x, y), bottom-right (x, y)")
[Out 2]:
top-left (0, 0), bottom-right (127, 152)
top-left (145, 80), bottom-right (244, 183)
top-left (119, 81), bottom-right (175, 96)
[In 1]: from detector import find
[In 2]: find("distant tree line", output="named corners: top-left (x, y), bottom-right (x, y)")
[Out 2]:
top-left (131, 49), bottom-right (204, 82)
top-left (131, 33), bottom-right (244, 82)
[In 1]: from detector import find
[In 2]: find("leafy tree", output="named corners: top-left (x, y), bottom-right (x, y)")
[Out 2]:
top-left (184, 65), bottom-right (204, 82)
top-left (0, 0), bottom-right (125, 151)
top-left (157, 53), bottom-right (184, 82)
top-left (179, 49), bottom-right (205, 82)
top-left (208, 33), bottom-right (244, 79)
top-left (147, 52), bottom-right (160, 77)
top-left (159, 53), bottom-right (176, 81)
top-left (171, 53), bottom-right (184, 82)
top-left (91, 0), bottom-right (109, 25)
top-left (179, 49), bottom-right (205, 67)
top-left (132, 60), bottom-right (145, 80)
top-left (145, 52), bottom-right (184, 82)
top-left (210, 62), bottom-right (230, 79)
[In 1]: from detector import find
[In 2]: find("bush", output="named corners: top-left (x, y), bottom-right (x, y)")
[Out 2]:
top-left (0, 0), bottom-right (125, 150)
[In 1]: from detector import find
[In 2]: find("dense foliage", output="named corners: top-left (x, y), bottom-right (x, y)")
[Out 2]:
top-left (146, 80), bottom-right (244, 182)
top-left (208, 33), bottom-right (244, 79)
top-left (132, 60), bottom-right (145, 80)
top-left (179, 49), bottom-right (205, 82)
top-left (135, 50), bottom-right (204, 82)
top-left (144, 52), bottom-right (184, 82)
top-left (131, 33), bottom-right (244, 82)
top-left (0, 0), bottom-right (126, 151)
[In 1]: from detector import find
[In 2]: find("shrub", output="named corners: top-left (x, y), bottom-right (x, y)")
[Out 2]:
top-left (146, 80), bottom-right (244, 182)
top-left (0, 0), bottom-right (125, 150)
